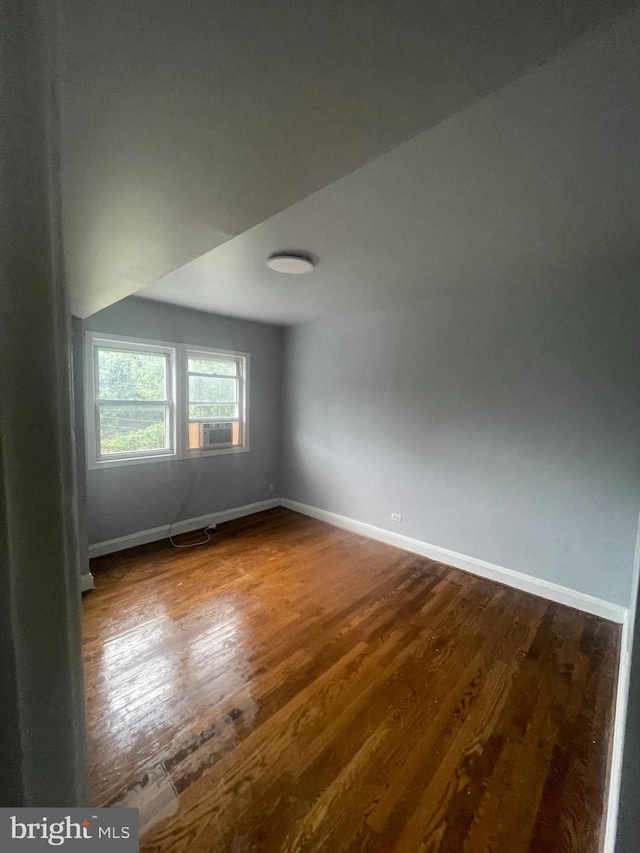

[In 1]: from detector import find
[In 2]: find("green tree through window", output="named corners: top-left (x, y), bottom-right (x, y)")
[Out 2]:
top-left (97, 349), bottom-right (169, 454)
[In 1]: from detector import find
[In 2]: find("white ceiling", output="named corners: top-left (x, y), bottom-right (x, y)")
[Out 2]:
top-left (138, 8), bottom-right (640, 326)
top-left (59, 0), bottom-right (636, 318)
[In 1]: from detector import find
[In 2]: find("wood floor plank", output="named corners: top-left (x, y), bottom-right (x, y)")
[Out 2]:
top-left (83, 507), bottom-right (621, 852)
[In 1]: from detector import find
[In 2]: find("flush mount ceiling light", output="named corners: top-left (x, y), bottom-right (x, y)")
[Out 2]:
top-left (266, 252), bottom-right (316, 274)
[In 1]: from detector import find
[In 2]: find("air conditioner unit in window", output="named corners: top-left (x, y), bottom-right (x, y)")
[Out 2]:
top-left (201, 422), bottom-right (234, 448)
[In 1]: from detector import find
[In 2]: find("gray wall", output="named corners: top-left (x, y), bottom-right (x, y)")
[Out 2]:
top-left (80, 297), bottom-right (284, 545)
top-left (0, 0), bottom-right (87, 806)
top-left (282, 265), bottom-right (640, 607)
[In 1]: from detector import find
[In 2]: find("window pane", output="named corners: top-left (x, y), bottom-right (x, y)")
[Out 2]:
top-left (188, 357), bottom-right (237, 376)
top-left (189, 375), bottom-right (237, 403)
top-left (98, 349), bottom-right (166, 401)
top-left (99, 405), bottom-right (167, 455)
top-left (189, 404), bottom-right (237, 419)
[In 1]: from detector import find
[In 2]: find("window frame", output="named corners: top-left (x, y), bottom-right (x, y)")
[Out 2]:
top-left (85, 332), bottom-right (249, 469)
top-left (185, 347), bottom-right (247, 455)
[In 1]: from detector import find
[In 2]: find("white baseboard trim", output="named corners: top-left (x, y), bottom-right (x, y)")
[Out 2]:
top-left (603, 609), bottom-right (633, 852)
top-left (88, 498), bottom-right (281, 558)
top-left (281, 499), bottom-right (627, 624)
top-left (602, 507), bottom-right (640, 852)
top-left (80, 573), bottom-right (95, 592)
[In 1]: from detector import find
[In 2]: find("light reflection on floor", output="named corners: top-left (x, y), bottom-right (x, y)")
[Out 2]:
top-left (87, 586), bottom-right (257, 807)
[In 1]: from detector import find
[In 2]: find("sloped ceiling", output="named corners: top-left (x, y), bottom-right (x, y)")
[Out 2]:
top-left (139, 7), bottom-right (640, 325)
top-left (59, 0), bottom-right (636, 317)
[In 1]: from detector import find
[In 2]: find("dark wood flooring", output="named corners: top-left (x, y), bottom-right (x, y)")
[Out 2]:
top-left (83, 507), bottom-right (620, 852)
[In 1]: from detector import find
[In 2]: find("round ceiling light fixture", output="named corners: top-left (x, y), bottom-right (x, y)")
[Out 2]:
top-left (266, 251), bottom-right (316, 274)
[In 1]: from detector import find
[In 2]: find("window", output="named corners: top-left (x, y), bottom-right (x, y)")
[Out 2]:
top-left (86, 333), bottom-right (249, 468)
top-left (91, 340), bottom-right (174, 463)
top-left (186, 351), bottom-right (245, 451)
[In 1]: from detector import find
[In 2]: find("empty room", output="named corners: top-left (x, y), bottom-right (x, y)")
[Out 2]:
top-left (2, 2), bottom-right (640, 853)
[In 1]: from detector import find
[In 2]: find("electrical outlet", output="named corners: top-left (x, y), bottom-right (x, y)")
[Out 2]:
top-left (391, 513), bottom-right (402, 523)
top-left (269, 483), bottom-right (276, 493)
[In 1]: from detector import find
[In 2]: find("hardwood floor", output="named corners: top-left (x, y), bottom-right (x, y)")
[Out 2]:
top-left (83, 507), bottom-right (620, 852)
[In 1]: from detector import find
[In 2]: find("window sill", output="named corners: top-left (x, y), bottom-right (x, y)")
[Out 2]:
top-left (88, 451), bottom-right (178, 470)
top-left (187, 445), bottom-right (250, 459)
top-left (88, 445), bottom-right (250, 470)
